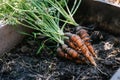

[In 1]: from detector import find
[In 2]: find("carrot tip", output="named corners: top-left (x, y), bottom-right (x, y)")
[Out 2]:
top-left (92, 61), bottom-right (97, 66)
top-left (94, 63), bottom-right (97, 67)
top-left (94, 54), bottom-right (98, 58)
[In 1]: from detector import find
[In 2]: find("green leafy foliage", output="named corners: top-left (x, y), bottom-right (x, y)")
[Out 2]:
top-left (0, 0), bottom-right (81, 45)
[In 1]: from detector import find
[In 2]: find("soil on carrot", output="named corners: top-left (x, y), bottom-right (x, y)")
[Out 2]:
top-left (0, 24), bottom-right (120, 80)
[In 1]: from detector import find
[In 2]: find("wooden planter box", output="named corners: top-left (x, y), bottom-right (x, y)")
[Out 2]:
top-left (71, 0), bottom-right (120, 35)
top-left (0, 21), bottom-right (27, 54)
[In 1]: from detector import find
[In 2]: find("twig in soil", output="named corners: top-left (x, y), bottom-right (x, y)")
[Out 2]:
top-left (76, 67), bottom-right (91, 80)
top-left (28, 74), bottom-right (45, 79)
top-left (46, 72), bottom-right (59, 80)
top-left (94, 66), bottom-right (108, 76)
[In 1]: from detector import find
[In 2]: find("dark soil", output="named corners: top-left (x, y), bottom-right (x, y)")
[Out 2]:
top-left (0, 25), bottom-right (120, 80)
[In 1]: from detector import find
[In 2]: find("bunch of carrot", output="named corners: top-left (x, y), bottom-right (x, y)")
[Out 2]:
top-left (0, 0), bottom-right (97, 66)
top-left (57, 27), bottom-right (97, 66)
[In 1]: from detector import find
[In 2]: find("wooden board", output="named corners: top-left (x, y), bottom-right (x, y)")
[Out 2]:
top-left (0, 22), bottom-right (28, 55)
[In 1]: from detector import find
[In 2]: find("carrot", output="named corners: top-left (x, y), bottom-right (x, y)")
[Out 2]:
top-left (57, 47), bottom-right (72, 60)
top-left (75, 58), bottom-right (86, 63)
top-left (57, 47), bottom-right (86, 63)
top-left (65, 39), bottom-right (80, 51)
top-left (65, 33), bottom-right (97, 66)
top-left (61, 44), bottom-right (80, 59)
top-left (77, 29), bottom-right (97, 58)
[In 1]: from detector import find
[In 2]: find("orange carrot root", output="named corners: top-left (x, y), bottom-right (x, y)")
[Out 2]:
top-left (65, 39), bottom-right (80, 51)
top-left (77, 29), bottom-right (97, 58)
top-left (67, 34), bottom-right (97, 66)
top-left (62, 32), bottom-right (97, 66)
top-left (57, 47), bottom-right (72, 60)
top-left (57, 47), bottom-right (86, 64)
top-left (62, 44), bottom-right (80, 59)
